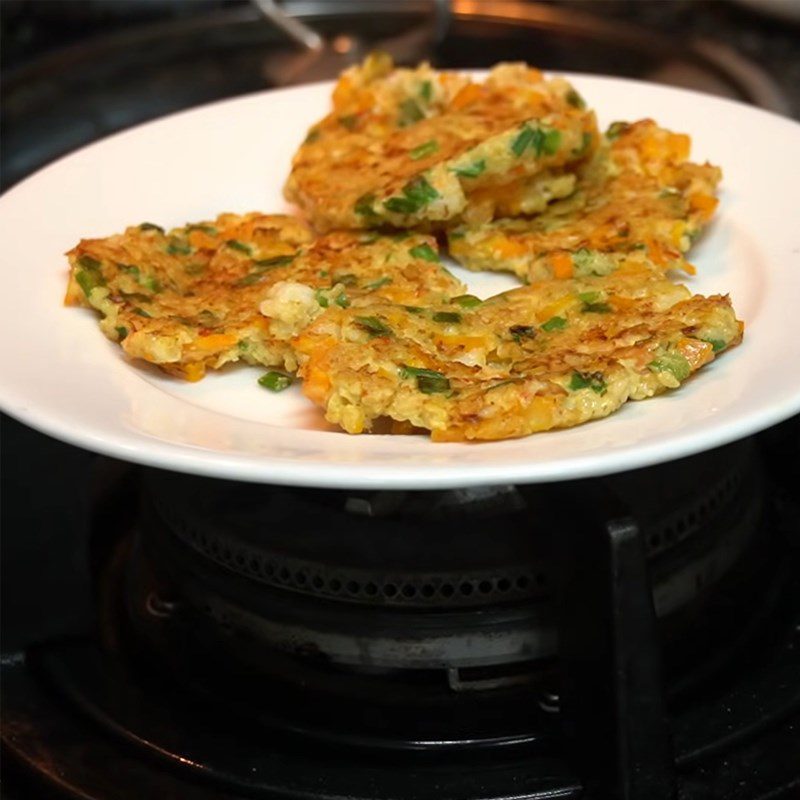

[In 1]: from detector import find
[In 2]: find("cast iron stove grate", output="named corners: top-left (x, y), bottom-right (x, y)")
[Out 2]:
top-left (2, 425), bottom-right (799, 800)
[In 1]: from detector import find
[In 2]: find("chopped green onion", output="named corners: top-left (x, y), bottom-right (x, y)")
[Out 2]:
top-left (452, 159), bottom-right (486, 179)
top-left (582, 301), bottom-right (612, 314)
top-left (115, 326), bottom-right (128, 340)
top-left (578, 291), bottom-right (600, 303)
top-left (166, 239), bottom-right (192, 255)
top-left (143, 275), bottom-right (161, 293)
top-left (335, 292), bottom-right (350, 308)
top-left (139, 222), bottom-right (164, 233)
top-left (355, 316), bottom-right (393, 337)
top-left (333, 273), bottom-right (358, 287)
top-left (318, 270), bottom-right (329, 278)
top-left (541, 128), bottom-right (562, 155)
top-left (184, 263), bottom-right (206, 275)
top-left (511, 124), bottom-right (536, 156)
top-left (77, 255), bottom-right (102, 271)
top-left (399, 365), bottom-right (451, 394)
top-left (258, 371), bottom-right (293, 392)
top-left (133, 307), bottom-right (151, 318)
top-left (234, 273), bottom-right (263, 287)
top-left (541, 316), bottom-right (566, 332)
top-left (255, 254), bottom-right (294, 268)
top-left (433, 311), bottom-right (461, 323)
top-left (304, 127), bottom-right (321, 144)
top-left (409, 139), bottom-right (439, 160)
top-left (648, 353), bottom-right (691, 381)
top-left (354, 193), bottom-right (380, 219)
top-left (365, 276), bottom-right (392, 290)
top-left (449, 230), bottom-right (466, 240)
top-left (185, 224), bottom-right (218, 235)
top-left (569, 371), bottom-right (607, 395)
top-left (384, 176), bottom-right (440, 215)
top-left (408, 242), bottom-right (439, 262)
top-left (314, 289), bottom-right (329, 308)
top-left (452, 294), bottom-right (482, 308)
top-left (606, 121), bottom-right (630, 140)
top-left (566, 89), bottom-right (586, 109)
top-left (403, 305), bottom-right (423, 314)
top-left (339, 114), bottom-right (358, 130)
top-left (572, 131), bottom-right (593, 157)
top-left (75, 270), bottom-right (104, 297)
top-left (419, 80), bottom-right (433, 102)
top-left (703, 338), bottom-right (726, 353)
top-left (510, 324), bottom-right (536, 343)
top-left (237, 340), bottom-right (249, 351)
top-left (226, 239), bottom-right (252, 255)
top-left (398, 98), bottom-right (424, 126)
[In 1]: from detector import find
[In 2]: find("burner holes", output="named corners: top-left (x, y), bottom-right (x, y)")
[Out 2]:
top-left (459, 582), bottom-right (474, 596)
top-left (346, 580), bottom-right (360, 595)
top-left (497, 578), bottom-right (511, 592)
top-left (249, 558), bottom-right (261, 573)
top-left (664, 526), bottom-right (676, 544)
top-left (235, 553), bottom-right (246, 566)
top-left (295, 571), bottom-right (308, 586)
top-left (401, 584), bottom-right (416, 598)
top-left (421, 584), bottom-right (435, 598)
top-left (263, 562), bottom-right (275, 577)
top-left (278, 567), bottom-right (291, 582)
top-left (478, 580), bottom-right (493, 594)
top-left (365, 582), bottom-right (378, 597)
top-left (516, 575), bottom-right (530, 590)
top-left (329, 578), bottom-right (342, 593)
top-left (440, 583), bottom-right (455, 598)
top-left (312, 575), bottom-right (324, 589)
top-left (382, 583), bottom-right (398, 598)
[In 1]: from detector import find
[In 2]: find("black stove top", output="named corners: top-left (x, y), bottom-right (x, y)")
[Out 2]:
top-left (2, 3), bottom-right (800, 798)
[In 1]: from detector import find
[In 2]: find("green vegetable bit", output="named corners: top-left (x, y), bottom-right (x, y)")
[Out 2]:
top-left (582, 301), bottom-right (612, 314)
top-left (335, 292), bottom-right (350, 308)
top-left (185, 224), bottom-right (218, 235)
top-left (354, 193), bottom-right (380, 219)
top-left (255, 254), bottom-right (295, 268)
top-left (703, 338), bottom-right (727, 353)
top-left (133, 307), bottom-right (151, 318)
top-left (304, 128), bottom-right (321, 145)
top-left (166, 239), bottom-right (192, 256)
top-left (606, 121), bottom-right (630, 140)
top-left (258, 371), bottom-right (293, 392)
top-left (225, 239), bottom-right (252, 255)
top-left (398, 98), bottom-right (424, 127)
top-left (235, 273), bottom-right (264, 287)
top-left (648, 353), bottom-right (691, 381)
top-left (333, 273), bottom-right (358, 287)
top-left (509, 324), bottom-right (536, 343)
top-left (139, 222), bottom-right (164, 233)
top-left (408, 242), bottom-right (439, 262)
top-left (315, 289), bottom-right (329, 308)
top-left (399, 365), bottom-right (451, 395)
top-left (572, 131), bottom-right (593, 157)
top-left (452, 159), bottom-right (486, 179)
top-left (365, 276), bottom-right (392, 290)
top-left (566, 89), bottom-right (586, 109)
top-left (115, 326), bottom-right (129, 340)
top-left (339, 114), bottom-right (358, 130)
top-left (433, 311), bottom-right (462, 323)
top-left (452, 294), bottom-right (482, 308)
top-left (384, 176), bottom-right (440, 215)
top-left (511, 124), bottom-right (561, 157)
top-left (355, 316), bottom-right (393, 337)
top-left (569, 371), bottom-right (607, 395)
top-left (75, 262), bottom-right (106, 297)
top-left (541, 316), bottom-right (566, 332)
top-left (78, 255), bottom-right (102, 271)
top-left (419, 80), bottom-right (433, 102)
top-left (409, 139), bottom-right (439, 160)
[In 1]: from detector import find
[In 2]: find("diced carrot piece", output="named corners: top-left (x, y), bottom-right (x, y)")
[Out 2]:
top-left (689, 193), bottom-right (718, 220)
top-left (450, 83), bottom-right (483, 111)
top-left (196, 333), bottom-right (238, 352)
top-left (550, 250), bottom-right (574, 279)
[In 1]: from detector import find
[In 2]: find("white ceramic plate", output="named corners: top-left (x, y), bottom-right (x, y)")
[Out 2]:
top-left (1, 75), bottom-right (799, 489)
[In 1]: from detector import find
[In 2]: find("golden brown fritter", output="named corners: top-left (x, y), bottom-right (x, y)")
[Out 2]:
top-left (66, 213), bottom-right (464, 380)
top-left (293, 266), bottom-right (742, 440)
top-left (284, 55), bottom-right (598, 231)
top-left (447, 119), bottom-right (722, 281)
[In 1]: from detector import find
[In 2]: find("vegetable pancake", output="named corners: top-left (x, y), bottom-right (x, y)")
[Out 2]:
top-left (292, 266), bottom-right (742, 441)
top-left (284, 55), bottom-right (598, 231)
top-left (66, 213), bottom-right (463, 380)
top-left (448, 119), bottom-right (722, 282)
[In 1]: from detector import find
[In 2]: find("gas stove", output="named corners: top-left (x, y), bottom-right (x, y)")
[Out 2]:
top-left (2, 417), bottom-right (799, 799)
